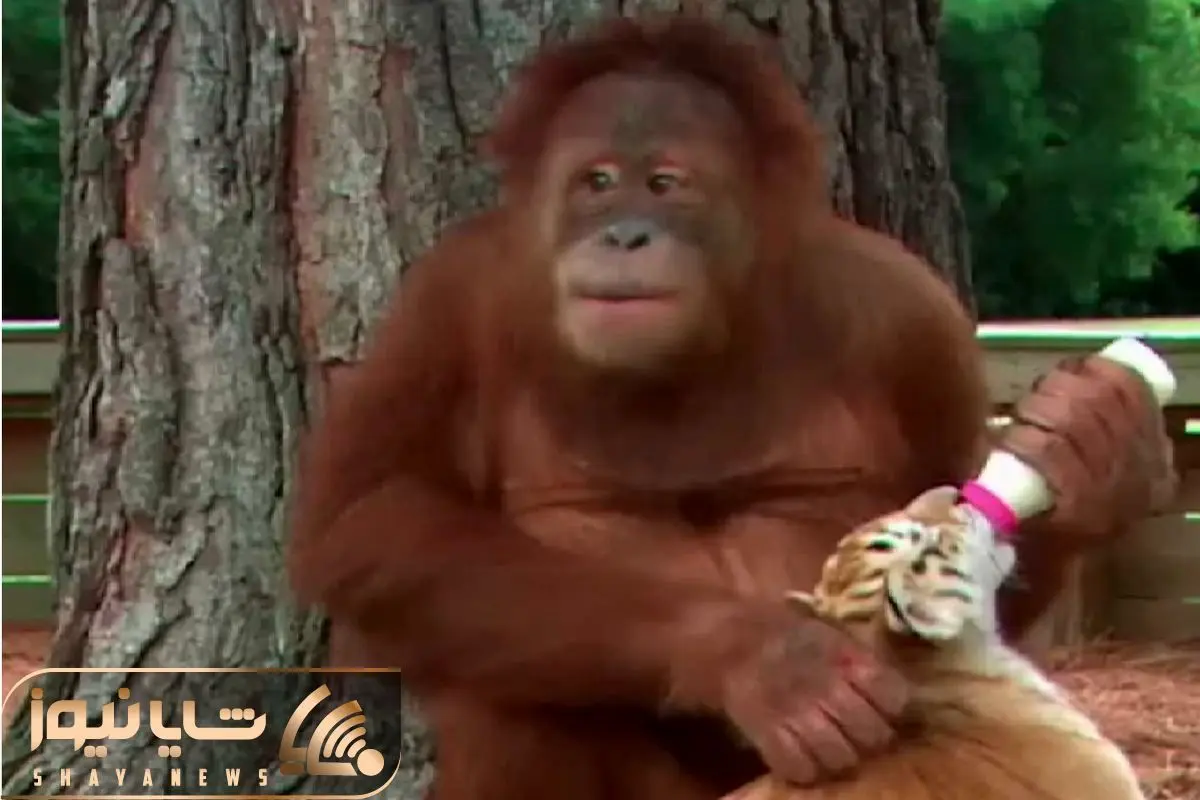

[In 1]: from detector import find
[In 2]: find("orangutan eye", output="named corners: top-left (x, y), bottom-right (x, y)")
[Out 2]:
top-left (582, 164), bottom-right (620, 193)
top-left (647, 169), bottom-right (685, 195)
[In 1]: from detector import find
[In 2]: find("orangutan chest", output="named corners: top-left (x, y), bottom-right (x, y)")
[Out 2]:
top-left (514, 501), bottom-right (852, 597)
top-left (491, 398), bottom-right (906, 597)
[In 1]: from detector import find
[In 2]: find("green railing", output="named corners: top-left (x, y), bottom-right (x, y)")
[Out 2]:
top-left (3, 574), bottom-right (52, 586)
top-left (975, 319), bottom-right (1200, 346)
top-left (2, 319), bottom-right (62, 334)
top-left (2, 493), bottom-right (52, 591)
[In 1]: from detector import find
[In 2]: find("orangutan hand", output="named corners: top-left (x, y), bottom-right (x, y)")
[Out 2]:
top-left (702, 601), bottom-right (907, 786)
top-left (1001, 354), bottom-right (1178, 545)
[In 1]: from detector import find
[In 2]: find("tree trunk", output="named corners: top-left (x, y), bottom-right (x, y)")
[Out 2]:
top-left (1, 0), bottom-right (323, 793)
top-left (1, 0), bottom-right (969, 798)
top-left (782, 0), bottom-right (974, 306)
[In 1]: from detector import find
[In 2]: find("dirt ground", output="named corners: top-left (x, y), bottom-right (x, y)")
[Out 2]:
top-left (3, 628), bottom-right (1197, 797)
top-left (1044, 640), bottom-right (1200, 800)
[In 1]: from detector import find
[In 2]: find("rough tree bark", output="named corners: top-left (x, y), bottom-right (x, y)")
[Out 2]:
top-left (1, 0), bottom-right (324, 794)
top-left (1, 0), bottom-right (969, 798)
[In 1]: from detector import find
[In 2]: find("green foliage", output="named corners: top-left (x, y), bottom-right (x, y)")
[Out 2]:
top-left (943, 0), bottom-right (1200, 318)
top-left (3, 0), bottom-right (62, 319)
top-left (4, 105), bottom-right (60, 319)
top-left (3, 0), bottom-right (62, 112)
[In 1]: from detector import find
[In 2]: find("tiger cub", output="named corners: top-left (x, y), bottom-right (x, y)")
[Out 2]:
top-left (722, 486), bottom-right (1145, 800)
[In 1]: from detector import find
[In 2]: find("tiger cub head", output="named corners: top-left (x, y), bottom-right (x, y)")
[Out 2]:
top-left (788, 486), bottom-right (1017, 652)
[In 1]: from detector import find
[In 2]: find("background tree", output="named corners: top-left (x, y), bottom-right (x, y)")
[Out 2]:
top-left (3, 0), bottom-right (63, 320)
top-left (1, 1), bottom-right (968, 797)
top-left (942, 0), bottom-right (1200, 318)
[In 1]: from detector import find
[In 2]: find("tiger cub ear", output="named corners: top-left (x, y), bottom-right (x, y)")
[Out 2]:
top-left (903, 486), bottom-right (961, 520)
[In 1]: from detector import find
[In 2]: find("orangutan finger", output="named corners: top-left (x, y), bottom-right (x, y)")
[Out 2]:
top-left (1002, 420), bottom-right (1097, 508)
top-left (784, 708), bottom-right (857, 777)
top-left (758, 726), bottom-right (819, 786)
top-left (1007, 389), bottom-right (1112, 485)
top-left (821, 680), bottom-right (895, 754)
top-left (843, 655), bottom-right (908, 719)
top-left (1079, 356), bottom-right (1161, 420)
top-left (1030, 379), bottom-right (1126, 471)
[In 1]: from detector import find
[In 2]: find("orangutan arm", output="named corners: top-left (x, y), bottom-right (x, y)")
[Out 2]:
top-left (997, 356), bottom-right (1177, 635)
top-left (816, 221), bottom-right (1078, 637)
top-left (843, 230), bottom-right (1161, 637)
top-left (287, 213), bottom-right (749, 710)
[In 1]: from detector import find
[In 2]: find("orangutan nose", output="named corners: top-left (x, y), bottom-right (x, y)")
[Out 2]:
top-left (601, 218), bottom-right (657, 251)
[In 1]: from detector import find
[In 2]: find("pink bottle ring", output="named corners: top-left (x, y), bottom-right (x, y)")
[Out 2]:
top-left (960, 480), bottom-right (1021, 541)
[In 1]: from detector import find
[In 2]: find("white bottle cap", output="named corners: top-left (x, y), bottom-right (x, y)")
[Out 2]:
top-left (1097, 337), bottom-right (1177, 406)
